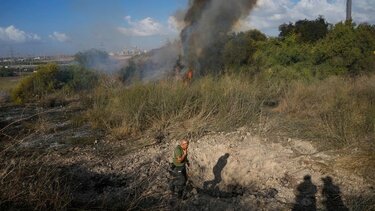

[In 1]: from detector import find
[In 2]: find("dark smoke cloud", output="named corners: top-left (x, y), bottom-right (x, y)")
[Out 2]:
top-left (124, 0), bottom-right (258, 81)
top-left (181, 0), bottom-right (258, 74)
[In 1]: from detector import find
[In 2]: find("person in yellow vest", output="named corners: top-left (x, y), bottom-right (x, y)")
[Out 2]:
top-left (170, 139), bottom-right (190, 198)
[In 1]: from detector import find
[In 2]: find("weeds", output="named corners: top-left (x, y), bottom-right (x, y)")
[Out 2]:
top-left (0, 145), bottom-right (72, 210)
top-left (87, 75), bottom-right (265, 139)
top-left (277, 75), bottom-right (375, 148)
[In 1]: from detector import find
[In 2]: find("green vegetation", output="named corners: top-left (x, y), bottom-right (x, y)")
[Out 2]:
top-left (0, 67), bottom-right (17, 77)
top-left (74, 49), bottom-right (111, 70)
top-left (11, 63), bottom-right (98, 104)
top-left (278, 16), bottom-right (329, 43)
top-left (119, 60), bottom-right (140, 83)
top-left (222, 19), bottom-right (375, 79)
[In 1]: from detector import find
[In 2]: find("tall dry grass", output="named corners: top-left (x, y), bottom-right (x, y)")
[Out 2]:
top-left (87, 73), bottom-right (374, 147)
top-left (278, 75), bottom-right (375, 148)
top-left (87, 75), bottom-right (267, 139)
top-left (275, 75), bottom-right (375, 183)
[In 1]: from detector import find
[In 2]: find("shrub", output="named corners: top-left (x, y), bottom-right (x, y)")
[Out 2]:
top-left (279, 16), bottom-right (329, 43)
top-left (11, 63), bottom-right (59, 104)
top-left (313, 22), bottom-right (375, 75)
top-left (0, 67), bottom-right (16, 77)
top-left (11, 64), bottom-right (99, 104)
top-left (62, 66), bottom-right (99, 92)
top-left (74, 49), bottom-right (110, 69)
top-left (223, 30), bottom-right (266, 70)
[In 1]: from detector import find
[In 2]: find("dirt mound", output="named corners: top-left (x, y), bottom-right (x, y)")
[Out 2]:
top-left (184, 130), bottom-right (372, 210)
top-left (97, 129), bottom-right (373, 210)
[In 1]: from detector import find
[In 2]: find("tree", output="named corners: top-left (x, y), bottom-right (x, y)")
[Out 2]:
top-left (279, 16), bottom-right (329, 43)
top-left (279, 22), bottom-right (294, 38)
top-left (74, 49), bottom-right (110, 70)
top-left (223, 30), bottom-right (267, 69)
top-left (313, 22), bottom-right (375, 76)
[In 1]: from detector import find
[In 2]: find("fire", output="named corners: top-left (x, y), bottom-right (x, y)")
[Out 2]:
top-left (186, 69), bottom-right (193, 80)
top-left (183, 68), bottom-right (193, 85)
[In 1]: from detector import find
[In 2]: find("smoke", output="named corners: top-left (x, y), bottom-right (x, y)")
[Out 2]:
top-left (75, 49), bottom-right (122, 73)
top-left (119, 41), bottom-right (181, 83)
top-left (141, 41), bottom-right (181, 81)
top-left (123, 0), bottom-right (258, 81)
top-left (180, 0), bottom-right (258, 75)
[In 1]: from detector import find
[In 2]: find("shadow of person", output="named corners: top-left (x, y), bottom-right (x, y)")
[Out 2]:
top-left (292, 175), bottom-right (317, 211)
top-left (203, 153), bottom-right (230, 190)
top-left (322, 176), bottom-right (349, 211)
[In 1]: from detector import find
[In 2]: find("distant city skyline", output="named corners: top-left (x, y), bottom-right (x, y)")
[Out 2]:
top-left (1, 0), bottom-right (374, 57)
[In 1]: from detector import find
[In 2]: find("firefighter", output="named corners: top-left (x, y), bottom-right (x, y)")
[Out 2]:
top-left (170, 139), bottom-right (190, 198)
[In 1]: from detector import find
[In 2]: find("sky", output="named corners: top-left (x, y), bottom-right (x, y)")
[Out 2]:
top-left (0, 0), bottom-right (374, 57)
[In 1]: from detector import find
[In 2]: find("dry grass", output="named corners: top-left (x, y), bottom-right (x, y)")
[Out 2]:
top-left (346, 194), bottom-right (375, 211)
top-left (277, 75), bottom-right (375, 147)
top-left (334, 151), bottom-right (375, 182)
top-left (0, 144), bottom-right (72, 210)
top-left (0, 76), bottom-right (22, 92)
top-left (87, 75), bottom-right (266, 139)
top-left (86, 73), bottom-right (374, 149)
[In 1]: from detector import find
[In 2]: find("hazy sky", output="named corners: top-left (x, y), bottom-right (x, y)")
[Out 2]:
top-left (0, 0), bottom-right (374, 57)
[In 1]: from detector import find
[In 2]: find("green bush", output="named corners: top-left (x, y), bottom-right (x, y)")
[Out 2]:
top-left (279, 16), bottom-right (329, 43)
top-left (11, 64), bottom-right (98, 104)
top-left (62, 66), bottom-right (99, 92)
top-left (12, 64), bottom-right (59, 103)
top-left (118, 60), bottom-right (139, 83)
top-left (0, 67), bottom-right (16, 77)
top-left (223, 30), bottom-right (266, 70)
top-left (74, 49), bottom-right (110, 70)
top-left (253, 21), bottom-right (375, 79)
top-left (313, 22), bottom-right (375, 75)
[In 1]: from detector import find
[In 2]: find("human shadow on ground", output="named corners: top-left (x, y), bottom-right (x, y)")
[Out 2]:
top-left (292, 175), bottom-right (349, 211)
top-left (203, 153), bottom-right (230, 190)
top-left (197, 153), bottom-right (245, 198)
top-left (321, 176), bottom-right (349, 211)
top-left (292, 175), bottom-right (317, 211)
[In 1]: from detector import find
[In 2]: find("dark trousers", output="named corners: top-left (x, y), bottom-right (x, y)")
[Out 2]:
top-left (170, 165), bottom-right (187, 197)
